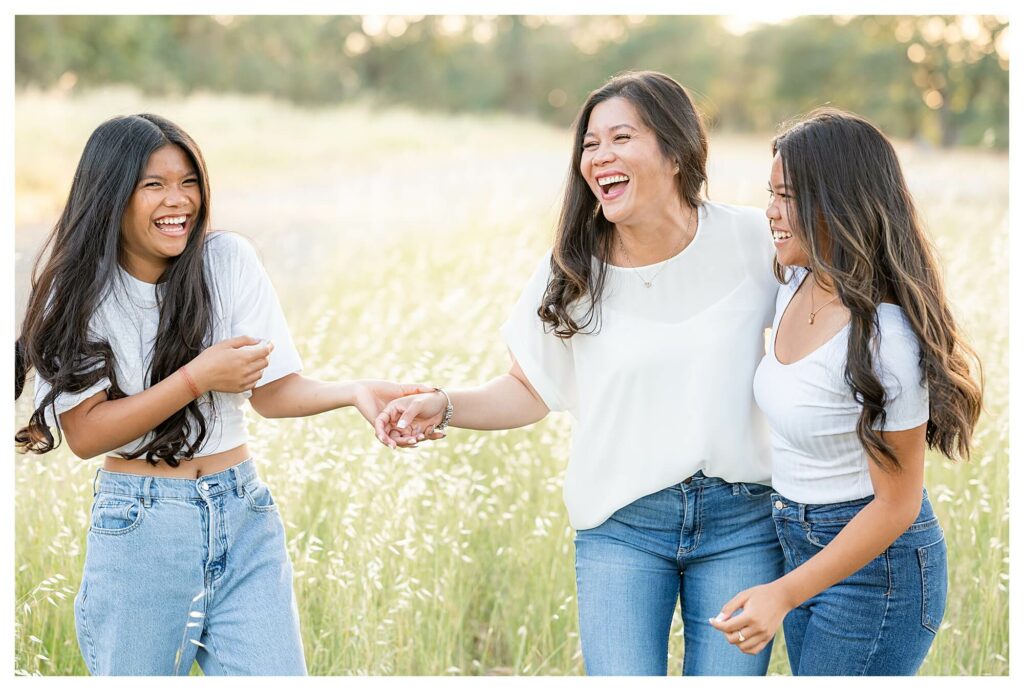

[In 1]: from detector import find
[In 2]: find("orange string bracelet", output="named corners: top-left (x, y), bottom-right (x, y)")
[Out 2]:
top-left (179, 365), bottom-right (201, 399)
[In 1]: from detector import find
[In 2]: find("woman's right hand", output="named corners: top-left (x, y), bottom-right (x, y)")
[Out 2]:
top-left (373, 391), bottom-right (448, 448)
top-left (186, 336), bottom-right (274, 394)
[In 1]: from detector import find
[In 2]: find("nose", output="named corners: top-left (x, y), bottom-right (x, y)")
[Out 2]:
top-left (591, 143), bottom-right (615, 167)
top-left (163, 186), bottom-right (189, 207)
top-left (766, 199), bottom-right (780, 221)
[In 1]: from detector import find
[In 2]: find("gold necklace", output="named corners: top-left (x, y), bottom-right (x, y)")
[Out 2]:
top-left (808, 281), bottom-right (840, 325)
top-left (617, 205), bottom-right (696, 289)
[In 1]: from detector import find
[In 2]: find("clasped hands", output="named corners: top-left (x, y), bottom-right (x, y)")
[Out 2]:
top-left (351, 381), bottom-right (448, 449)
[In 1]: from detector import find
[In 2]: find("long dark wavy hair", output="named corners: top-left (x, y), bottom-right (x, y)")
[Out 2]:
top-left (15, 114), bottom-right (216, 466)
top-left (539, 70), bottom-right (708, 337)
top-left (773, 108), bottom-right (983, 470)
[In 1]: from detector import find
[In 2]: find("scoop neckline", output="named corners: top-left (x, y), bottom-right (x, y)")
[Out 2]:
top-left (602, 203), bottom-right (704, 271)
top-left (770, 269), bottom-right (903, 367)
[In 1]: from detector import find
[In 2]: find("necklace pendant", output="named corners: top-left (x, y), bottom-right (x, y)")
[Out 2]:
top-left (644, 281), bottom-right (652, 288)
top-left (808, 314), bottom-right (815, 325)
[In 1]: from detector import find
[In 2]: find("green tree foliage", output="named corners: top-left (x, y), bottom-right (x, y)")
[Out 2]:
top-left (14, 15), bottom-right (1008, 148)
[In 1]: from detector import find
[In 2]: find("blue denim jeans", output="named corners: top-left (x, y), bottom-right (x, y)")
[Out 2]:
top-left (772, 490), bottom-right (947, 675)
top-left (573, 472), bottom-right (784, 675)
top-left (74, 459), bottom-right (306, 675)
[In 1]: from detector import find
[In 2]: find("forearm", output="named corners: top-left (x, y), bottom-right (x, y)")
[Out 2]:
top-left (447, 374), bottom-right (548, 430)
top-left (775, 497), bottom-right (918, 608)
top-left (249, 374), bottom-right (354, 418)
top-left (63, 372), bottom-right (196, 458)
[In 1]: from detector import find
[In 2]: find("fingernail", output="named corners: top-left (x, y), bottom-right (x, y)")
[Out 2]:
top-left (397, 420), bottom-right (407, 429)
top-left (714, 613), bottom-right (725, 623)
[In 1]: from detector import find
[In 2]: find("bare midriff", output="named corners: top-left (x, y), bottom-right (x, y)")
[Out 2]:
top-left (103, 443), bottom-right (251, 479)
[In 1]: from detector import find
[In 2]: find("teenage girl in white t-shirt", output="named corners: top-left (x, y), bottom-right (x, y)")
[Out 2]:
top-left (14, 114), bottom-right (430, 675)
top-left (372, 71), bottom-right (786, 675)
top-left (709, 109), bottom-right (983, 675)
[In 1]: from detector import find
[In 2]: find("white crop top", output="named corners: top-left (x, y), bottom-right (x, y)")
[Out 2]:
top-left (753, 267), bottom-right (929, 504)
top-left (34, 231), bottom-right (303, 459)
top-left (502, 201), bottom-right (778, 530)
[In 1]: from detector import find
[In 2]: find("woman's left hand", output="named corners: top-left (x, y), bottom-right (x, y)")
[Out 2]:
top-left (709, 582), bottom-right (792, 655)
top-left (351, 380), bottom-right (435, 430)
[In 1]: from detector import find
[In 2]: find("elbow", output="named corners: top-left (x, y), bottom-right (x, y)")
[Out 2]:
top-left (879, 497), bottom-right (921, 534)
top-left (64, 434), bottom-right (104, 460)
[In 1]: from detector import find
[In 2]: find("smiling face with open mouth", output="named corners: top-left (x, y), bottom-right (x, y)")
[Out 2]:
top-left (580, 97), bottom-right (679, 228)
top-left (120, 143), bottom-right (202, 283)
top-left (766, 152), bottom-right (811, 268)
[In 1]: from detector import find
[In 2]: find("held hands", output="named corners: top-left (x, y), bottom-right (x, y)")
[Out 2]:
top-left (373, 391), bottom-right (448, 449)
top-left (187, 336), bottom-right (274, 394)
top-left (349, 380), bottom-right (438, 428)
top-left (709, 582), bottom-right (794, 656)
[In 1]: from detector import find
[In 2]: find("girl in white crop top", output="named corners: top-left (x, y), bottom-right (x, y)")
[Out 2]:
top-left (15, 115), bottom-right (431, 675)
top-left (709, 109), bottom-right (982, 676)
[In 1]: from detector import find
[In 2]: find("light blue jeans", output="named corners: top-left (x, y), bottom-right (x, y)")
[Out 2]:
top-left (573, 472), bottom-right (784, 675)
top-left (773, 489), bottom-right (947, 675)
top-left (74, 459), bottom-right (306, 675)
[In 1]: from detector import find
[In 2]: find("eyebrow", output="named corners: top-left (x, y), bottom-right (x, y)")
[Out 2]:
top-left (140, 171), bottom-right (198, 181)
top-left (583, 123), bottom-right (639, 138)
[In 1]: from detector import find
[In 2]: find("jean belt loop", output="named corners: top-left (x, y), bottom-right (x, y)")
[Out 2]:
top-left (92, 467), bottom-right (102, 496)
top-left (232, 466), bottom-right (244, 497)
top-left (141, 476), bottom-right (153, 508)
top-left (797, 502), bottom-right (807, 523)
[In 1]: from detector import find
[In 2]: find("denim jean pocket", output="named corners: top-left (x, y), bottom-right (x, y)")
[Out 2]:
top-left (918, 536), bottom-right (948, 634)
top-left (89, 496), bottom-right (145, 535)
top-left (243, 480), bottom-right (278, 513)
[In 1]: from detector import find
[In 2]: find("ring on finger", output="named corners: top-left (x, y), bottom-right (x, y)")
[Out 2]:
top-left (737, 630), bottom-right (746, 643)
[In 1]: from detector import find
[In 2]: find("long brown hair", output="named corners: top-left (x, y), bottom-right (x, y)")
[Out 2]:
top-left (539, 70), bottom-right (707, 337)
top-left (16, 114), bottom-right (216, 466)
top-left (773, 108), bottom-right (983, 470)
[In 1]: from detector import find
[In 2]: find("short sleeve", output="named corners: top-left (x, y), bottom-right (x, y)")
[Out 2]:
top-left (874, 313), bottom-right (929, 431)
top-left (219, 233), bottom-right (303, 388)
top-left (34, 370), bottom-right (110, 430)
top-left (500, 252), bottom-right (577, 412)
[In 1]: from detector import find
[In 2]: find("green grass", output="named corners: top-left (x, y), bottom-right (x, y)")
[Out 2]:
top-left (14, 89), bottom-right (1008, 675)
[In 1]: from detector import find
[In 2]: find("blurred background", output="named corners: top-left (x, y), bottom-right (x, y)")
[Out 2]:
top-left (14, 15), bottom-right (1009, 676)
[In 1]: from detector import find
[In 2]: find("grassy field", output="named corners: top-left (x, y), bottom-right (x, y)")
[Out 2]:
top-left (13, 89), bottom-right (1008, 675)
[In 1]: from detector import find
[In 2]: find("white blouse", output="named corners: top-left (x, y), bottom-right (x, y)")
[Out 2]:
top-left (502, 201), bottom-right (778, 529)
top-left (753, 267), bottom-right (929, 504)
top-left (35, 231), bottom-right (303, 458)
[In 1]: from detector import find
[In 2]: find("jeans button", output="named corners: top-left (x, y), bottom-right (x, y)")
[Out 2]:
top-left (683, 477), bottom-right (692, 485)
top-left (774, 500), bottom-right (785, 510)
top-left (200, 481), bottom-right (209, 491)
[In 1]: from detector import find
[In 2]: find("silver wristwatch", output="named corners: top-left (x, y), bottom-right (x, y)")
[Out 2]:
top-left (433, 388), bottom-right (454, 434)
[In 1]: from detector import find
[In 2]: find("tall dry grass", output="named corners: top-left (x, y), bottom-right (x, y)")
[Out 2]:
top-left (13, 89), bottom-right (1008, 675)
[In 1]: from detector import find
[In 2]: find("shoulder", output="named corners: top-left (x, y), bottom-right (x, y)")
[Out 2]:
top-left (701, 200), bottom-right (766, 235)
top-left (204, 230), bottom-right (263, 269)
top-left (874, 306), bottom-right (924, 376)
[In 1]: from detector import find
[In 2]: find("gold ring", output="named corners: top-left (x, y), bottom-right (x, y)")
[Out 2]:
top-left (738, 631), bottom-right (746, 643)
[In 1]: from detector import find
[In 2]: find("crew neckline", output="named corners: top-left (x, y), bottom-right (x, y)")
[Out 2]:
top-left (603, 203), bottom-right (705, 271)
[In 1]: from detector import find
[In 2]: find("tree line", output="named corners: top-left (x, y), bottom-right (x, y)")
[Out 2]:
top-left (15, 15), bottom-right (1009, 148)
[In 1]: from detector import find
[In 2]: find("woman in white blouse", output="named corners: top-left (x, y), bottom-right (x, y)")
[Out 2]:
top-left (710, 109), bottom-right (982, 674)
top-left (374, 71), bottom-right (783, 675)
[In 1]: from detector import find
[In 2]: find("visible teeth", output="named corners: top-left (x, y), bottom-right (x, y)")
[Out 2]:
top-left (772, 230), bottom-right (792, 240)
top-left (155, 216), bottom-right (187, 225)
top-left (597, 174), bottom-right (630, 185)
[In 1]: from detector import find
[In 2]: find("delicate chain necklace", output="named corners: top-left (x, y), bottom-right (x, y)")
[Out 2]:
top-left (617, 205), bottom-right (696, 289)
top-left (807, 280), bottom-right (840, 325)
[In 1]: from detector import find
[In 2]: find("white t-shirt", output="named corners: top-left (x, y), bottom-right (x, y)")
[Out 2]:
top-left (34, 231), bottom-right (302, 458)
top-left (501, 201), bottom-right (778, 530)
top-left (753, 267), bottom-right (929, 504)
